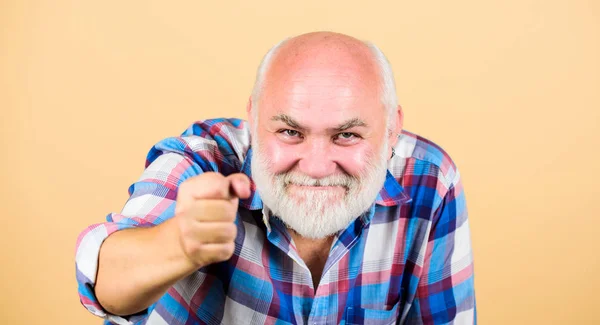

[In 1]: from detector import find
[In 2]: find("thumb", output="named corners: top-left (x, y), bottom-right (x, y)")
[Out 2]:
top-left (226, 173), bottom-right (251, 199)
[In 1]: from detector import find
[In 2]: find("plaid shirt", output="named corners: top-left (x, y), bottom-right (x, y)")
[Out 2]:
top-left (75, 118), bottom-right (476, 325)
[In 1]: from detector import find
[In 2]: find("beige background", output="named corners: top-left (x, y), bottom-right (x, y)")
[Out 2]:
top-left (1, 0), bottom-right (599, 324)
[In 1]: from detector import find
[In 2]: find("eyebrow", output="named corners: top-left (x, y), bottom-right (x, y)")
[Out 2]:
top-left (270, 114), bottom-right (368, 132)
top-left (333, 117), bottom-right (368, 131)
top-left (271, 114), bottom-right (304, 130)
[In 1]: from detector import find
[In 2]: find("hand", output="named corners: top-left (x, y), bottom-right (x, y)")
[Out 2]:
top-left (173, 172), bottom-right (251, 267)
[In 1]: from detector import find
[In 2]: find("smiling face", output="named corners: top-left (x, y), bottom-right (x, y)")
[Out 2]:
top-left (249, 33), bottom-right (401, 239)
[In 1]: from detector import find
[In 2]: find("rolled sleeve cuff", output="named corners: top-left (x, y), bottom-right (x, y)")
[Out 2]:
top-left (75, 219), bottom-right (149, 325)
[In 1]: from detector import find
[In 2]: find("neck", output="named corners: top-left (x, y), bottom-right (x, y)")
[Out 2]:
top-left (288, 228), bottom-right (335, 291)
top-left (288, 228), bottom-right (335, 268)
top-left (288, 228), bottom-right (334, 247)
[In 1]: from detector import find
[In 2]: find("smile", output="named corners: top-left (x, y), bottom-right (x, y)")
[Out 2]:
top-left (289, 185), bottom-right (343, 190)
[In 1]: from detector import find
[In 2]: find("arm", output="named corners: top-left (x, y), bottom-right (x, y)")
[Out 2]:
top-left (94, 171), bottom-right (250, 316)
top-left (75, 119), bottom-right (251, 323)
top-left (76, 153), bottom-right (250, 319)
top-left (76, 152), bottom-right (198, 323)
top-left (94, 217), bottom-right (197, 316)
top-left (404, 173), bottom-right (477, 324)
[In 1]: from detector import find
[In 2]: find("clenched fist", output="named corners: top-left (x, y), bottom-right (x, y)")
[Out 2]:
top-left (174, 172), bottom-right (251, 268)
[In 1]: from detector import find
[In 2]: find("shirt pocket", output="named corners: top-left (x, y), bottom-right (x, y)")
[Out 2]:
top-left (344, 301), bottom-right (401, 325)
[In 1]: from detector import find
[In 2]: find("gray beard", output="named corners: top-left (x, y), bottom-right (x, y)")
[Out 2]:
top-left (250, 138), bottom-right (389, 239)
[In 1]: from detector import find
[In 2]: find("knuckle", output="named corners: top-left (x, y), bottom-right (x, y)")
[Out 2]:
top-left (201, 172), bottom-right (226, 185)
top-left (176, 202), bottom-right (192, 217)
top-left (179, 223), bottom-right (192, 238)
top-left (201, 171), bottom-right (220, 179)
top-left (217, 223), bottom-right (236, 241)
top-left (185, 241), bottom-right (202, 257)
top-left (187, 173), bottom-right (230, 198)
top-left (178, 178), bottom-right (194, 194)
top-left (226, 223), bottom-right (237, 240)
top-left (179, 203), bottom-right (197, 220)
top-left (219, 244), bottom-right (234, 260)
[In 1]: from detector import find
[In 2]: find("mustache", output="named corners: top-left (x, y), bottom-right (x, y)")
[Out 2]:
top-left (276, 171), bottom-right (358, 187)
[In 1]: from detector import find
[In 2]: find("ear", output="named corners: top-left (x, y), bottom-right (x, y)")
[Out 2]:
top-left (246, 96), bottom-right (254, 130)
top-left (395, 105), bottom-right (404, 135)
top-left (388, 105), bottom-right (404, 156)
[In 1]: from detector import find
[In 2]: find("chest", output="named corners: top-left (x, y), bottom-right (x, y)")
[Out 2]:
top-left (156, 209), bottom-right (430, 324)
top-left (173, 223), bottom-right (418, 324)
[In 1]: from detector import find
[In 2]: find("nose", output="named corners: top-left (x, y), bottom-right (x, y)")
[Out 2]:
top-left (296, 139), bottom-right (337, 179)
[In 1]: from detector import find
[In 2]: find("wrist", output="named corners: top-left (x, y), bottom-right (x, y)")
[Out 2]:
top-left (157, 218), bottom-right (202, 271)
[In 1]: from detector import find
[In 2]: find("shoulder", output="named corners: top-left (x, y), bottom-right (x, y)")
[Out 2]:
top-left (390, 130), bottom-right (461, 194)
top-left (146, 118), bottom-right (251, 174)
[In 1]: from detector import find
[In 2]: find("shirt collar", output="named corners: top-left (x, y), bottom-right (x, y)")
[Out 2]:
top-left (238, 147), bottom-right (412, 212)
top-left (238, 147), bottom-right (264, 210)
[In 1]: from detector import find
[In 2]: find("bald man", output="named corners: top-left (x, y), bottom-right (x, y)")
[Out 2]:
top-left (76, 32), bottom-right (476, 325)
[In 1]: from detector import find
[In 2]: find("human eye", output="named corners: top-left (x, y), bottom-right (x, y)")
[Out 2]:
top-left (279, 129), bottom-right (302, 137)
top-left (338, 132), bottom-right (356, 139)
top-left (334, 132), bottom-right (361, 144)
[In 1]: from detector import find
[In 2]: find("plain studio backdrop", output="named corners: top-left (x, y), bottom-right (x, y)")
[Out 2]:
top-left (1, 1), bottom-right (598, 324)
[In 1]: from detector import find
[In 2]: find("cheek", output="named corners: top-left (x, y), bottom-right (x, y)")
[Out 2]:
top-left (335, 145), bottom-right (377, 176)
top-left (261, 139), bottom-right (298, 173)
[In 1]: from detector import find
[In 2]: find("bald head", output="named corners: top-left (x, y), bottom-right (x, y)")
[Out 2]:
top-left (265, 32), bottom-right (379, 91)
top-left (251, 32), bottom-right (398, 129)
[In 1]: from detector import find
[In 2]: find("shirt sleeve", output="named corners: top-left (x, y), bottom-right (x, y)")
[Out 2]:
top-left (405, 172), bottom-right (477, 325)
top-left (74, 119), bottom-right (250, 324)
